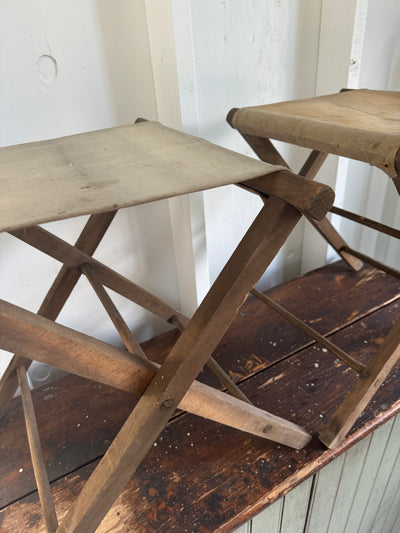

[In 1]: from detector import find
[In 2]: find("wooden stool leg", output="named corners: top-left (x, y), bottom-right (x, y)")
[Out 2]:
top-left (55, 198), bottom-right (304, 533)
top-left (232, 126), bottom-right (363, 271)
top-left (0, 211), bottom-right (116, 418)
top-left (306, 216), bottom-right (363, 271)
top-left (320, 319), bottom-right (400, 448)
top-left (18, 365), bottom-right (58, 533)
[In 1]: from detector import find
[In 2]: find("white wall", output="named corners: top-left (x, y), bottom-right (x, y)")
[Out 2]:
top-left (337, 0), bottom-right (400, 269)
top-left (0, 0), bottom-right (181, 386)
top-left (173, 0), bottom-right (323, 289)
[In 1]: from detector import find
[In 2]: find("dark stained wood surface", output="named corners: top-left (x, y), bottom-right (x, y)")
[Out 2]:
top-left (0, 261), bottom-right (399, 531)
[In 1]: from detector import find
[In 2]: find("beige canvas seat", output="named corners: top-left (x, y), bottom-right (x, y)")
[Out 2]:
top-left (0, 120), bottom-right (334, 532)
top-left (228, 88), bottom-right (400, 450)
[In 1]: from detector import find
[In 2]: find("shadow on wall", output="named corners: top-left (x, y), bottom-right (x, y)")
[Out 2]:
top-left (95, 0), bottom-right (158, 124)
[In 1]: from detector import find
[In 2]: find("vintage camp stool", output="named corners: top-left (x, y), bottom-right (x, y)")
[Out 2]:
top-left (0, 120), bottom-right (334, 532)
top-left (227, 88), bottom-right (400, 450)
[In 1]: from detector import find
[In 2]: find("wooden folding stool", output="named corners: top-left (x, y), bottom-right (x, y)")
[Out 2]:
top-left (0, 120), bottom-right (334, 532)
top-left (227, 88), bottom-right (400, 449)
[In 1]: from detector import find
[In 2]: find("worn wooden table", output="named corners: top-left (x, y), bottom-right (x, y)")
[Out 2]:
top-left (0, 120), bottom-right (334, 532)
top-left (0, 261), bottom-right (399, 532)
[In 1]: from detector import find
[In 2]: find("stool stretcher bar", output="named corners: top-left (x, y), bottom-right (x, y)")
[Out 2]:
top-left (251, 289), bottom-right (365, 374)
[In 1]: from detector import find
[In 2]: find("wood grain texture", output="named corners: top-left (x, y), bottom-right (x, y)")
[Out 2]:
top-left (0, 211), bottom-right (116, 418)
top-left (0, 299), bottom-right (307, 449)
top-left (320, 318), bottom-right (400, 448)
top-left (17, 366), bottom-right (58, 533)
top-left (10, 224), bottom-right (188, 325)
top-left (241, 169), bottom-right (334, 220)
top-left (0, 262), bottom-right (399, 532)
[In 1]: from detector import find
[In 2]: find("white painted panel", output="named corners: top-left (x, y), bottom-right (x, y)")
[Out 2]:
top-left (382, 485), bottom-right (400, 533)
top-left (147, 0), bottom-right (210, 314)
top-left (251, 498), bottom-right (283, 533)
top-left (357, 417), bottom-right (400, 532)
top-left (326, 434), bottom-right (372, 533)
top-left (304, 454), bottom-right (347, 533)
top-left (233, 522), bottom-right (250, 533)
top-left (280, 476), bottom-right (314, 533)
top-left (0, 1), bottom-right (181, 385)
top-left (370, 434), bottom-right (400, 533)
top-left (390, 511), bottom-right (400, 533)
top-left (344, 418), bottom-right (396, 533)
top-left (240, 416), bottom-right (400, 533)
top-left (187, 0), bottom-right (322, 286)
top-left (338, 0), bottom-right (400, 269)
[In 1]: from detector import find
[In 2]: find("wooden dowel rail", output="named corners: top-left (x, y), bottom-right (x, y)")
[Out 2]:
top-left (82, 264), bottom-right (252, 401)
top-left (82, 264), bottom-right (148, 361)
top-left (10, 225), bottom-right (251, 404)
top-left (9, 225), bottom-right (188, 326)
top-left (340, 246), bottom-right (400, 280)
top-left (17, 366), bottom-right (58, 533)
top-left (168, 314), bottom-right (251, 403)
top-left (250, 289), bottom-right (365, 375)
top-left (330, 206), bottom-right (400, 240)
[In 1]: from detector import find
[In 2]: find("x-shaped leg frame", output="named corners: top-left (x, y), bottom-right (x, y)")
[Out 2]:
top-left (0, 172), bottom-right (334, 532)
top-left (228, 114), bottom-right (400, 449)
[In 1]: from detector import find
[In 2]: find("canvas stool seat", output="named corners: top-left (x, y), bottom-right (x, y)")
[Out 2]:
top-left (228, 88), bottom-right (400, 450)
top-left (0, 120), bottom-right (334, 532)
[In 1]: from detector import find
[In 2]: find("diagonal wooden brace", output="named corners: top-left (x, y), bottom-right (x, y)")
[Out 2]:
top-left (227, 113), bottom-right (363, 271)
top-left (9, 224), bottom-right (250, 403)
top-left (0, 292), bottom-right (310, 449)
top-left (0, 211), bottom-right (117, 418)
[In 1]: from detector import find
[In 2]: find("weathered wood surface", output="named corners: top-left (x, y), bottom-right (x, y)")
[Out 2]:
top-left (0, 211), bottom-right (116, 418)
top-left (0, 262), bottom-right (399, 531)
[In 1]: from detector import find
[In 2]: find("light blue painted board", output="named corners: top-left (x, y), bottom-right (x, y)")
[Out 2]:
top-left (251, 497), bottom-right (284, 533)
top-left (381, 484), bottom-right (400, 533)
top-left (358, 417), bottom-right (400, 532)
top-left (304, 454), bottom-right (346, 533)
top-left (233, 522), bottom-right (251, 533)
top-left (344, 419), bottom-right (395, 533)
top-left (280, 476), bottom-right (314, 533)
top-left (326, 433), bottom-right (372, 533)
top-left (370, 418), bottom-right (400, 532)
top-left (390, 506), bottom-right (400, 533)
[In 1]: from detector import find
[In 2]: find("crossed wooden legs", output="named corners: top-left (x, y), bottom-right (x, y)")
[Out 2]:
top-left (228, 117), bottom-right (400, 448)
top-left (0, 194), bottom-right (315, 532)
